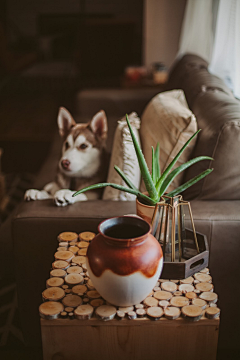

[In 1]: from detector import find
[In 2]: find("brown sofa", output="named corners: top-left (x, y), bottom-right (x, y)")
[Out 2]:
top-left (12, 54), bottom-right (240, 356)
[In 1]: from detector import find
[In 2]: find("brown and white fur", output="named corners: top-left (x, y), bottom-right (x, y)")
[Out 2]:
top-left (24, 107), bottom-right (108, 206)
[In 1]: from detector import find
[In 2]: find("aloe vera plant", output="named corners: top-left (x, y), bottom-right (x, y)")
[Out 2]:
top-left (73, 115), bottom-right (213, 205)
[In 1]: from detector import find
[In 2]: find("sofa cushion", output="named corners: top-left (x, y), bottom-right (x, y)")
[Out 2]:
top-left (166, 53), bottom-right (233, 109)
top-left (103, 112), bottom-right (141, 200)
top-left (183, 90), bottom-right (240, 200)
top-left (140, 90), bottom-right (197, 193)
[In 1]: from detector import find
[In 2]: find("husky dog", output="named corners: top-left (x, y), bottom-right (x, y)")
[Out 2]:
top-left (25, 107), bottom-right (108, 206)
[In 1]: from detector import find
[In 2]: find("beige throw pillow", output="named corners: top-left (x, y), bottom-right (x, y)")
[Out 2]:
top-left (103, 112), bottom-right (141, 201)
top-left (140, 90), bottom-right (197, 193)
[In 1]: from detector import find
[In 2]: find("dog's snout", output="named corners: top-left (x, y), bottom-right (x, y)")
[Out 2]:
top-left (61, 159), bottom-right (70, 170)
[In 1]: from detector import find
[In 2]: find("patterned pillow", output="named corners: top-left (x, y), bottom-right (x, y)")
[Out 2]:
top-left (103, 112), bottom-right (141, 200)
top-left (140, 90), bottom-right (197, 193)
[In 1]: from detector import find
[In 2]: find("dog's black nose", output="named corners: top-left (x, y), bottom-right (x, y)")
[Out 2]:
top-left (61, 159), bottom-right (70, 170)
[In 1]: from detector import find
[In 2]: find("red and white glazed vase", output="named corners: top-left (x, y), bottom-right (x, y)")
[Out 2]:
top-left (86, 216), bottom-right (163, 306)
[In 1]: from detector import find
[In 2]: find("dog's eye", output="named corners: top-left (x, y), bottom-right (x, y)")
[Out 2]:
top-left (79, 143), bottom-right (88, 150)
top-left (65, 142), bottom-right (70, 150)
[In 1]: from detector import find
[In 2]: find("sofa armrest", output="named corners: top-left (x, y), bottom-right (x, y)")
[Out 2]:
top-left (12, 200), bottom-right (135, 346)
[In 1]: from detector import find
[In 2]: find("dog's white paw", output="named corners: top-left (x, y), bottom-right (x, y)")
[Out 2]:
top-left (24, 189), bottom-right (52, 201)
top-left (54, 189), bottom-right (87, 206)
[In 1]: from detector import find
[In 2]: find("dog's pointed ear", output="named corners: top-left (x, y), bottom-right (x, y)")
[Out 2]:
top-left (90, 110), bottom-right (108, 140)
top-left (57, 107), bottom-right (76, 137)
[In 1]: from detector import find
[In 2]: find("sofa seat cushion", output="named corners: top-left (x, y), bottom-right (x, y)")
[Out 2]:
top-left (140, 89), bottom-right (197, 193)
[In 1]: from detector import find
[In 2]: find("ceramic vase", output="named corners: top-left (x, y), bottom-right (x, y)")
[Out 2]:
top-left (86, 216), bottom-right (163, 306)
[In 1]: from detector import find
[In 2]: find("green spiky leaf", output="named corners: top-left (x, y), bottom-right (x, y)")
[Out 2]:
top-left (166, 168), bottom-right (213, 197)
top-left (126, 114), bottom-right (158, 201)
top-left (160, 156), bottom-right (213, 195)
top-left (156, 129), bottom-right (201, 195)
top-left (73, 182), bottom-right (156, 205)
top-left (152, 143), bottom-right (160, 185)
top-left (114, 165), bottom-right (138, 191)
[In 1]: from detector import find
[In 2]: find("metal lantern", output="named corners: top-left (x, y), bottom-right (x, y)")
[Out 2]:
top-left (151, 195), bottom-right (199, 262)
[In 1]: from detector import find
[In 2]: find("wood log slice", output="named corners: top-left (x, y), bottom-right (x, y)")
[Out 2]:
top-left (50, 269), bottom-right (66, 278)
top-left (70, 241), bottom-right (78, 246)
top-left (52, 260), bottom-right (70, 270)
top-left (159, 279), bottom-right (169, 283)
top-left (194, 289), bottom-right (201, 294)
top-left (62, 285), bottom-right (69, 290)
top-left (65, 307), bottom-right (74, 313)
top-left (87, 279), bottom-right (95, 290)
top-left (74, 304), bottom-right (94, 319)
top-left (60, 311), bottom-right (68, 318)
top-left (68, 312), bottom-right (74, 320)
top-left (210, 303), bottom-right (217, 308)
top-left (164, 306), bottom-right (181, 320)
top-left (128, 311), bottom-right (137, 319)
top-left (69, 246), bottom-right (79, 255)
top-left (192, 298), bottom-right (207, 309)
top-left (153, 286), bottom-right (161, 292)
top-left (161, 281), bottom-right (177, 292)
top-left (117, 310), bottom-right (125, 319)
top-left (195, 282), bottom-right (214, 292)
top-left (82, 263), bottom-right (88, 271)
top-left (136, 308), bottom-right (146, 318)
top-left (135, 304), bottom-right (144, 309)
top-left (39, 301), bottom-right (64, 319)
top-left (82, 297), bottom-right (90, 303)
top-left (87, 290), bottom-right (101, 299)
top-left (185, 292), bottom-right (197, 300)
top-left (77, 241), bottom-right (89, 249)
top-left (65, 289), bottom-right (72, 294)
top-left (143, 296), bottom-right (158, 307)
top-left (147, 306), bottom-right (163, 320)
top-left (62, 295), bottom-right (83, 308)
top-left (72, 284), bottom-right (87, 295)
top-left (194, 273), bottom-right (212, 283)
top-left (42, 287), bottom-right (65, 302)
top-left (65, 274), bottom-right (84, 287)
top-left (200, 268), bottom-right (209, 274)
top-left (90, 299), bottom-right (104, 307)
top-left (78, 248), bottom-right (88, 256)
top-left (57, 247), bottom-right (67, 252)
top-left (182, 305), bottom-right (203, 321)
top-left (59, 242), bottom-right (69, 247)
top-left (46, 277), bottom-right (64, 288)
top-left (178, 284), bottom-right (195, 293)
top-left (67, 266), bottom-right (83, 275)
top-left (79, 231), bottom-right (96, 242)
top-left (54, 251), bottom-right (74, 262)
top-left (58, 232), bottom-right (78, 243)
top-left (170, 280), bottom-right (179, 284)
top-left (199, 292), bottom-right (218, 303)
top-left (170, 296), bottom-right (189, 308)
top-left (173, 291), bottom-right (183, 296)
top-left (96, 305), bottom-right (117, 320)
top-left (118, 306), bottom-right (134, 313)
top-left (154, 291), bottom-right (172, 301)
top-left (72, 256), bottom-right (86, 266)
top-left (180, 277), bottom-right (194, 285)
top-left (159, 300), bottom-right (170, 309)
